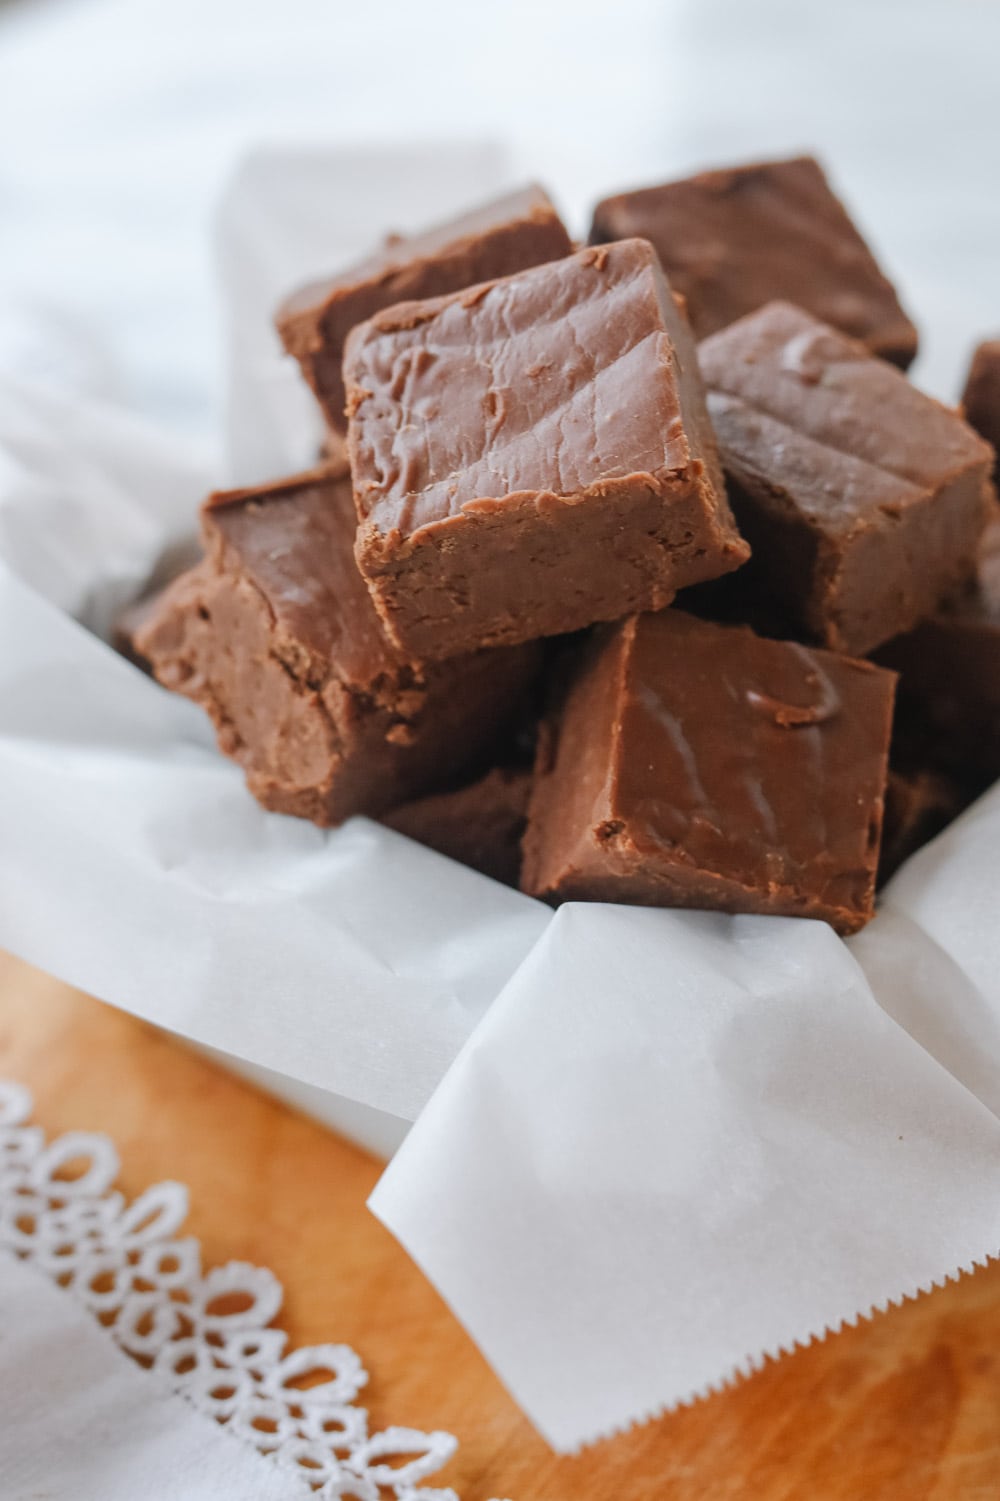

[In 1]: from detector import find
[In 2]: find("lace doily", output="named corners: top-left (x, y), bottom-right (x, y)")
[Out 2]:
top-left (0, 1080), bottom-right (507, 1501)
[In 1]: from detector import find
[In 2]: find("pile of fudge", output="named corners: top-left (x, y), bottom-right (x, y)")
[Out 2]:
top-left (123, 156), bottom-right (1000, 937)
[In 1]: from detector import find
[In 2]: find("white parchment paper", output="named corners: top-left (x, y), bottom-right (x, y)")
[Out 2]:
top-left (372, 891), bottom-right (1000, 1450)
top-left (0, 1253), bottom-right (308, 1501)
top-left (0, 373), bottom-right (547, 1123)
top-left (2, 138), bottom-right (1000, 1454)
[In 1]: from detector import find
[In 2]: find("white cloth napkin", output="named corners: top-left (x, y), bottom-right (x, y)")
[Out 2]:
top-left (0, 1078), bottom-right (468, 1500)
top-left (0, 1254), bottom-right (309, 1500)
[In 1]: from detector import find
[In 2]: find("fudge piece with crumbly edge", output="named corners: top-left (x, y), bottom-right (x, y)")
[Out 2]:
top-left (134, 465), bottom-right (540, 825)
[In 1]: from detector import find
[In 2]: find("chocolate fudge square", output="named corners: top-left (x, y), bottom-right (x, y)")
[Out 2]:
top-left (383, 766), bottom-right (532, 887)
top-left (521, 611), bottom-right (896, 936)
top-left (875, 520), bottom-right (1000, 786)
top-left (698, 302), bottom-right (994, 656)
top-left (345, 238), bottom-right (749, 661)
top-left (963, 338), bottom-right (1000, 478)
top-left (114, 589), bottom-right (165, 673)
top-left (589, 155), bottom-right (917, 367)
top-left (134, 466), bottom-right (539, 826)
top-left (277, 184), bottom-right (572, 433)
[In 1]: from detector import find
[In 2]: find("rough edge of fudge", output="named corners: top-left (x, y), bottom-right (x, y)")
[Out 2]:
top-left (589, 154), bottom-right (918, 367)
top-left (276, 183), bottom-right (573, 432)
top-left (344, 239), bottom-right (749, 661)
top-left (382, 766), bottom-right (532, 887)
top-left (112, 537), bottom-right (205, 670)
top-left (521, 613), bottom-right (896, 936)
top-left (114, 590), bottom-right (165, 672)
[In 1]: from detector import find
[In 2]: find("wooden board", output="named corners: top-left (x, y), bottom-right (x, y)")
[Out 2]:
top-left (2, 947), bottom-right (999, 1500)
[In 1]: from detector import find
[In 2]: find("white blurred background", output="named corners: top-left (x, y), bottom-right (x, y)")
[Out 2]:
top-left (1, 0), bottom-right (997, 441)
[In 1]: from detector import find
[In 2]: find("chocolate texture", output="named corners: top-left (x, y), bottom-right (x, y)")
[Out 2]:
top-left (114, 590), bottom-right (165, 673)
top-left (875, 520), bottom-right (1000, 786)
top-left (698, 302), bottom-right (994, 656)
top-left (278, 184), bottom-right (572, 433)
top-left (962, 338), bottom-right (1000, 480)
top-left (345, 238), bottom-right (749, 661)
top-left (134, 466), bottom-right (539, 825)
top-left (878, 766), bottom-right (966, 886)
top-left (383, 766), bottom-right (532, 887)
top-left (113, 541), bottom-right (205, 671)
top-left (318, 424), bottom-right (348, 470)
top-left (589, 154), bottom-right (918, 366)
top-left (521, 611), bottom-right (896, 936)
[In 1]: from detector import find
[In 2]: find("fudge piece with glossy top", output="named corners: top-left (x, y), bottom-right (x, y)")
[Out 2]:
top-left (345, 238), bottom-right (748, 661)
top-left (521, 610), bottom-right (896, 936)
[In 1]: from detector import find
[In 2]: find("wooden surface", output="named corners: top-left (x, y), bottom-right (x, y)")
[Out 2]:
top-left (2, 951), bottom-right (999, 1499)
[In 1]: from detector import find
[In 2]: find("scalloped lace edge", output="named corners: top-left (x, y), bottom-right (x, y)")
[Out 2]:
top-left (0, 1079), bottom-right (512, 1501)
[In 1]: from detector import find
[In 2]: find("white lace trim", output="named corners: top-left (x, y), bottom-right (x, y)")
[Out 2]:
top-left (0, 1081), bottom-right (508, 1501)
